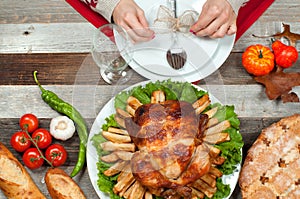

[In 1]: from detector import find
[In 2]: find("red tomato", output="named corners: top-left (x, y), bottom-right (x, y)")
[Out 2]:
top-left (45, 144), bottom-right (67, 167)
top-left (272, 40), bottom-right (298, 68)
top-left (19, 113), bottom-right (39, 133)
top-left (22, 148), bottom-right (44, 169)
top-left (10, 131), bottom-right (32, 152)
top-left (32, 128), bottom-right (52, 149)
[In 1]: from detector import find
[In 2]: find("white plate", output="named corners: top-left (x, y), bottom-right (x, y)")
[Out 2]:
top-left (86, 80), bottom-right (241, 199)
top-left (126, 0), bottom-right (235, 82)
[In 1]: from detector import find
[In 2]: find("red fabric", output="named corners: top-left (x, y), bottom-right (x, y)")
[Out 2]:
top-left (235, 0), bottom-right (275, 41)
top-left (65, 0), bottom-right (109, 28)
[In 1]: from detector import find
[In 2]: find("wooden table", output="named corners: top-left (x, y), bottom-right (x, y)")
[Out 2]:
top-left (0, 1), bottom-right (299, 198)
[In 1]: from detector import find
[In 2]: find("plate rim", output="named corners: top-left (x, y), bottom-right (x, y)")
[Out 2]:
top-left (86, 80), bottom-right (242, 199)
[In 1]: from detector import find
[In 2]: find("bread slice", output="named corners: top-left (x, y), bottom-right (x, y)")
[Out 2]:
top-left (239, 114), bottom-right (300, 199)
top-left (45, 167), bottom-right (86, 199)
top-left (0, 142), bottom-right (46, 199)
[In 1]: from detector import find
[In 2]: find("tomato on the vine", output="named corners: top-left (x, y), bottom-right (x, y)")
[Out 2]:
top-left (10, 131), bottom-right (32, 152)
top-left (22, 148), bottom-right (44, 169)
top-left (45, 144), bottom-right (67, 167)
top-left (19, 113), bottom-right (39, 133)
top-left (32, 128), bottom-right (52, 149)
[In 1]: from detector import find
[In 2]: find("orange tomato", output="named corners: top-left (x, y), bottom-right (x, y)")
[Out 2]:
top-left (242, 44), bottom-right (275, 76)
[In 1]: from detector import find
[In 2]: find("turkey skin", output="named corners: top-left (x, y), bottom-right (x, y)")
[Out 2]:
top-left (125, 100), bottom-right (211, 190)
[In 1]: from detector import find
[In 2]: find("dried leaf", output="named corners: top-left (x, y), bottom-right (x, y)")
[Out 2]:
top-left (254, 67), bottom-right (300, 102)
top-left (281, 92), bottom-right (299, 103)
top-left (253, 23), bottom-right (300, 46)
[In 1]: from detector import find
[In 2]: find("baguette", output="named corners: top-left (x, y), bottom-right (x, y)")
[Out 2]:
top-left (45, 167), bottom-right (86, 199)
top-left (0, 142), bottom-right (46, 199)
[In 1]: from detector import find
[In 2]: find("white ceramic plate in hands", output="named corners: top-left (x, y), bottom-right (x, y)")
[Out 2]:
top-left (124, 0), bottom-right (235, 82)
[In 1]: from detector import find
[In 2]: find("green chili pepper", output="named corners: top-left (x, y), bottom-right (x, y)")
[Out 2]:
top-left (33, 71), bottom-right (88, 177)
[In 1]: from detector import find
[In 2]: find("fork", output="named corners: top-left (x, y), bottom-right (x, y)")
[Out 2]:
top-left (166, 0), bottom-right (187, 69)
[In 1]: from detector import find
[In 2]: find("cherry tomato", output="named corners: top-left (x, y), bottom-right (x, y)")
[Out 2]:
top-left (22, 148), bottom-right (44, 169)
top-left (32, 128), bottom-right (52, 149)
top-left (19, 113), bottom-right (39, 133)
top-left (10, 131), bottom-right (32, 152)
top-left (45, 144), bottom-right (67, 167)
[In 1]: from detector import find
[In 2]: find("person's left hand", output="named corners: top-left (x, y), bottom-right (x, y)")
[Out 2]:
top-left (190, 0), bottom-right (237, 38)
top-left (112, 0), bottom-right (154, 42)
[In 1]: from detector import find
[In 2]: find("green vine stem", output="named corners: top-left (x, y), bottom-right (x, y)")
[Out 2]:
top-left (23, 124), bottom-right (54, 168)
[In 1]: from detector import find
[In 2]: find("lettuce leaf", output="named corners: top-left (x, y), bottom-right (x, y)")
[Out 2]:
top-left (101, 114), bottom-right (120, 131)
top-left (97, 161), bottom-right (122, 199)
top-left (211, 104), bottom-right (244, 175)
top-left (206, 178), bottom-right (230, 199)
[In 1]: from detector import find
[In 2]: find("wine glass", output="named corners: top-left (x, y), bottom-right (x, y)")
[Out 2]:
top-left (91, 24), bottom-right (133, 84)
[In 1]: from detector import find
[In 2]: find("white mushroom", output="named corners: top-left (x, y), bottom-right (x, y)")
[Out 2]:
top-left (49, 116), bottom-right (76, 141)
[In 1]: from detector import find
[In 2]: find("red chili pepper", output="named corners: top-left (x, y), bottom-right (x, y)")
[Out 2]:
top-left (271, 40), bottom-right (298, 68)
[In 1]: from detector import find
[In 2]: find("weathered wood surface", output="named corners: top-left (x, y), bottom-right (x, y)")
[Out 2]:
top-left (0, 0), bottom-right (300, 199)
top-left (0, 0), bottom-right (299, 53)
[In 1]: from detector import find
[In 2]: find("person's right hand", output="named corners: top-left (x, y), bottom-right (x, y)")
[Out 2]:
top-left (112, 0), bottom-right (155, 42)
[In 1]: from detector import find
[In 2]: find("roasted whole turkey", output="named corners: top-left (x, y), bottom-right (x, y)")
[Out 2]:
top-left (125, 100), bottom-right (211, 191)
top-left (100, 91), bottom-right (233, 199)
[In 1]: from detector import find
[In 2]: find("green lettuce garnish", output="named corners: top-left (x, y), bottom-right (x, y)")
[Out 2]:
top-left (92, 80), bottom-right (244, 199)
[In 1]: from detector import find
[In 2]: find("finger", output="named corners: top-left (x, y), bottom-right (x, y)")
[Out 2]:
top-left (226, 23), bottom-right (237, 35)
top-left (194, 15), bottom-right (227, 37)
top-left (190, 11), bottom-right (218, 33)
top-left (125, 27), bottom-right (154, 43)
top-left (210, 23), bottom-right (230, 38)
top-left (127, 18), bottom-right (154, 42)
top-left (130, 19), bottom-right (154, 38)
top-left (120, 20), bottom-right (153, 43)
top-left (136, 10), bottom-right (150, 29)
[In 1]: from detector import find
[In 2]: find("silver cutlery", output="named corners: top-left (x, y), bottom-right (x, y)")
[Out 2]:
top-left (166, 0), bottom-right (187, 69)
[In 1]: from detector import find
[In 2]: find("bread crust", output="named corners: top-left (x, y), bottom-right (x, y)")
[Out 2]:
top-left (239, 114), bottom-right (300, 199)
top-left (45, 167), bottom-right (86, 199)
top-left (0, 142), bottom-right (46, 199)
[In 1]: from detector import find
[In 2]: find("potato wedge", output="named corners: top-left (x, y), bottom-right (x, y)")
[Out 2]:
top-left (102, 130), bottom-right (131, 143)
top-left (151, 90), bottom-right (165, 103)
top-left (192, 179), bottom-right (217, 198)
top-left (203, 132), bottom-right (230, 144)
top-left (108, 127), bottom-right (129, 135)
top-left (100, 141), bottom-right (136, 152)
top-left (103, 161), bottom-right (128, 176)
top-left (114, 170), bottom-right (135, 194)
top-left (204, 107), bottom-right (218, 118)
top-left (204, 120), bottom-right (231, 136)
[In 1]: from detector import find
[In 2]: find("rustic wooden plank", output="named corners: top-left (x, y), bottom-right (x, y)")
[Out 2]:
top-left (1, 53), bottom-right (299, 86)
top-left (0, 53), bottom-right (146, 85)
top-left (0, 23), bottom-right (95, 53)
top-left (1, 85), bottom-right (299, 120)
top-left (0, 0), bottom-right (86, 24)
top-left (1, 21), bottom-right (299, 54)
top-left (1, 1), bottom-right (299, 54)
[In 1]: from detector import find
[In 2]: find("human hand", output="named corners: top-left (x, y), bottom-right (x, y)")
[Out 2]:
top-left (112, 0), bottom-right (155, 42)
top-left (190, 0), bottom-right (237, 38)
